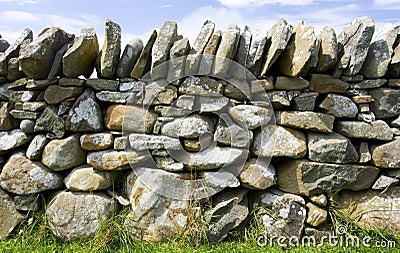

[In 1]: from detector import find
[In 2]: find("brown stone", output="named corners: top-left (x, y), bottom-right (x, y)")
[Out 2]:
top-left (310, 74), bottom-right (349, 93)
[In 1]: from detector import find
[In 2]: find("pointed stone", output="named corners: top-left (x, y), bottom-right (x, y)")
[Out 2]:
top-left (319, 94), bottom-right (358, 118)
top-left (44, 85), bottom-right (83, 105)
top-left (168, 38), bottom-right (190, 83)
top-left (316, 26), bottom-right (338, 72)
top-left (369, 88), bottom-right (400, 118)
top-left (199, 30), bottom-right (221, 74)
top-left (63, 28), bottom-right (99, 78)
top-left (260, 18), bottom-right (293, 77)
top-left (116, 38), bottom-right (143, 78)
top-left (47, 42), bottom-right (72, 79)
top-left (131, 30), bottom-right (157, 79)
top-left (246, 30), bottom-right (267, 77)
top-left (231, 25), bottom-right (252, 79)
top-left (34, 106), bottom-right (65, 138)
top-left (98, 19), bottom-right (121, 79)
top-left (213, 25), bottom-right (240, 78)
top-left (19, 27), bottom-right (71, 79)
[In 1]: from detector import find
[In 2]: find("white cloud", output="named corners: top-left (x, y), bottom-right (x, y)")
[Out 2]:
top-left (0, 0), bottom-right (38, 4)
top-left (217, 0), bottom-right (313, 8)
top-left (160, 4), bottom-right (173, 8)
top-left (0, 10), bottom-right (41, 23)
top-left (373, 0), bottom-right (400, 9)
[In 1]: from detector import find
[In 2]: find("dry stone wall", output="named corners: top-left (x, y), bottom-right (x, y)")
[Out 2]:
top-left (0, 16), bottom-right (400, 242)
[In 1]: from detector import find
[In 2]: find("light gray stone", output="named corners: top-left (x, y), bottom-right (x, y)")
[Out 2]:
top-left (213, 25), bottom-right (240, 78)
top-left (20, 119), bottom-right (35, 133)
top-left (230, 25), bottom-right (251, 79)
top-left (64, 165), bottom-right (116, 191)
top-left (371, 138), bottom-right (400, 168)
top-left (98, 19), bottom-right (121, 78)
top-left (185, 147), bottom-right (247, 170)
top-left (168, 38), bottom-right (190, 84)
top-left (276, 111), bottom-right (335, 133)
top-left (239, 158), bottom-right (276, 190)
top-left (214, 120), bottom-right (253, 148)
top-left (179, 76), bottom-right (223, 95)
top-left (337, 120), bottom-right (393, 141)
top-left (116, 38), bottom-right (143, 78)
top-left (352, 79), bottom-right (386, 89)
top-left (87, 149), bottom-right (149, 170)
top-left (246, 30), bottom-right (267, 77)
top-left (129, 133), bottom-right (181, 151)
top-left (0, 188), bottom-right (24, 240)
top-left (26, 134), bottom-right (48, 160)
top-left (161, 115), bottom-right (214, 138)
top-left (229, 105), bottom-right (273, 130)
top-left (319, 94), bottom-right (358, 118)
top-left (316, 26), bottom-right (338, 72)
top-left (372, 175), bottom-right (399, 190)
top-left (0, 129), bottom-right (31, 154)
top-left (155, 156), bottom-right (184, 172)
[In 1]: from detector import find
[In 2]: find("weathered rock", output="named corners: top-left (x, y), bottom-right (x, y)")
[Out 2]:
top-left (275, 76), bottom-right (310, 90)
top-left (87, 149), bottom-right (149, 170)
top-left (229, 25), bottom-right (252, 79)
top-left (174, 94), bottom-right (195, 110)
top-left (19, 27), bottom-right (71, 79)
top-left (0, 38), bottom-right (9, 52)
top-left (142, 82), bottom-right (177, 105)
top-left (168, 38), bottom-right (190, 83)
top-left (113, 136), bottom-right (127, 150)
top-left (239, 158), bottom-right (276, 190)
top-left (186, 20), bottom-right (215, 75)
top-left (310, 194), bottom-right (328, 207)
top-left (334, 188), bottom-right (400, 234)
top-left (0, 129), bottom-right (31, 154)
top-left (185, 147), bottom-right (247, 170)
top-left (10, 110), bottom-right (40, 120)
top-left (65, 89), bottom-right (103, 132)
top-left (98, 19), bottom-right (121, 78)
top-left (44, 85), bottom-right (83, 105)
top-left (246, 30), bottom-right (267, 77)
top-left (0, 28), bottom-right (33, 76)
top-left (371, 138), bottom-right (400, 168)
top-left (369, 88), bottom-right (400, 118)
top-left (352, 95), bottom-right (374, 104)
top-left (223, 81), bottom-right (250, 100)
top-left (64, 165), bottom-right (116, 191)
top-left (319, 94), bottom-right (358, 118)
top-left (161, 115), bottom-right (214, 138)
top-left (15, 101), bottom-right (46, 112)
top-left (0, 102), bottom-right (18, 130)
top-left (124, 171), bottom-right (189, 241)
top-left (116, 38), bottom-right (143, 78)
top-left (275, 21), bottom-right (317, 77)
top-left (48, 43), bottom-right (71, 79)
top-left (131, 30), bottom-right (157, 79)
top-left (310, 74), bottom-right (349, 93)
top-left (47, 191), bottom-right (117, 241)
top-left (205, 189), bottom-right (248, 242)
top-left (276, 111), bottom-right (335, 133)
top-left (336, 120), bottom-right (393, 141)
top-left (277, 159), bottom-right (379, 196)
top-left (252, 125), bottom-right (307, 158)
top-left (20, 119), bottom-right (35, 133)
top-left (80, 133), bottom-right (113, 151)
top-left (252, 189), bottom-right (306, 242)
top-left (352, 79), bottom-right (386, 89)
top-left (154, 106), bottom-right (191, 117)
top-left (213, 25), bottom-right (240, 78)
top-left (292, 92), bottom-right (318, 111)
top-left (360, 25), bottom-right (400, 78)
top-left (199, 30), bottom-right (221, 74)
top-left (104, 104), bottom-right (157, 133)
top-left (359, 142), bottom-right (371, 163)
top-left (0, 188), bottom-right (24, 240)
top-left (307, 132), bottom-right (358, 164)
top-left (198, 95), bottom-right (230, 113)
top-left (0, 153), bottom-right (64, 195)
top-left (63, 28), bottom-right (98, 78)
top-left (10, 90), bottom-right (39, 102)
top-left (336, 16), bottom-right (375, 76)
top-left (42, 134), bottom-right (87, 171)
top-left (34, 106), bottom-right (65, 138)
top-left (372, 175), bottom-right (399, 190)
top-left (14, 194), bottom-right (41, 212)
top-left (229, 105), bottom-right (273, 130)
top-left (129, 133), bottom-right (181, 151)
top-left (85, 78), bottom-right (119, 91)
top-left (316, 26), bottom-right (338, 72)
top-left (201, 171), bottom-right (240, 188)
top-left (179, 76), bottom-right (223, 95)
top-left (7, 57), bottom-right (24, 81)
top-left (154, 156), bottom-right (184, 172)
top-left (214, 120), bottom-right (253, 148)
top-left (260, 18), bottom-right (293, 76)
top-left (26, 134), bottom-right (48, 160)
top-left (306, 203), bottom-right (327, 227)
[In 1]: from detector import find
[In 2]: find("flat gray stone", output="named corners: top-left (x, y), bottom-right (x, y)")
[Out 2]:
top-left (98, 19), bottom-right (121, 78)
top-left (371, 138), bottom-right (400, 168)
top-left (87, 149), bottom-right (149, 170)
top-left (0, 129), bottom-right (31, 154)
top-left (319, 94), bottom-right (358, 118)
top-left (161, 115), bottom-right (214, 138)
top-left (276, 111), bottom-right (335, 133)
top-left (336, 120), bottom-right (393, 141)
top-left (64, 165), bottom-right (116, 191)
top-left (26, 134), bottom-right (48, 160)
top-left (129, 133), bottom-right (181, 151)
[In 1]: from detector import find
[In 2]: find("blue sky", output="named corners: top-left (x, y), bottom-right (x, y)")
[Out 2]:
top-left (0, 0), bottom-right (399, 47)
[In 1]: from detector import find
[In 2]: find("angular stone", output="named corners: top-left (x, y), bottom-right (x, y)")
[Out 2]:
top-left (19, 27), bottom-right (71, 79)
top-left (20, 119), bottom-right (35, 133)
top-left (0, 129), bottom-right (31, 154)
top-left (310, 74), bottom-right (349, 93)
top-left (275, 76), bottom-right (310, 90)
top-left (131, 30), bottom-right (157, 79)
top-left (85, 78), bottom-right (119, 91)
top-left (179, 76), bottom-right (223, 95)
top-left (252, 189), bottom-right (306, 242)
top-left (142, 82), bottom-right (177, 105)
top-left (252, 125), bottom-right (307, 158)
top-left (9, 90), bottom-right (39, 102)
top-left (239, 158), bottom-right (276, 190)
top-left (64, 165), bottom-right (116, 191)
top-left (98, 19), bottom-right (121, 78)
top-left (310, 194), bottom-right (328, 207)
top-left (352, 95), bottom-right (374, 104)
top-left (59, 78), bottom-right (85, 87)
top-left (260, 18), bottom-right (293, 76)
top-left (277, 159), bottom-right (379, 196)
top-left (47, 191), bottom-right (117, 241)
top-left (7, 57), bottom-right (24, 81)
top-left (0, 28), bottom-right (33, 76)
top-left (336, 120), bottom-right (393, 141)
top-left (42, 134), bottom-right (87, 171)
top-left (336, 16), bottom-right (375, 76)
top-left (369, 88), bottom-right (400, 118)
top-left (213, 25), bottom-right (240, 78)
top-left (44, 85), bottom-right (83, 105)
top-left (307, 132), bottom-right (358, 164)
top-left (113, 136), bottom-right (127, 150)
top-left (87, 149), bottom-right (149, 170)
top-left (10, 110), bottom-right (40, 120)
top-left (168, 38), bottom-right (190, 83)
top-left (199, 30), bottom-right (222, 74)
top-left (292, 92), bottom-right (318, 111)
top-left (0, 188), bottom-right (24, 240)
top-left (357, 112), bottom-right (376, 123)
top-left (80, 133), bottom-right (113, 151)
top-left (34, 106), bottom-right (65, 138)
top-left (119, 80), bottom-right (145, 92)
top-left (116, 38), bottom-right (143, 78)
top-left (26, 134), bottom-right (48, 160)
top-left (0, 38), bottom-right (9, 52)
top-left (371, 138), bottom-right (400, 168)
top-left (161, 115), bottom-right (214, 138)
top-left (186, 20), bottom-right (215, 75)
top-left (246, 30), bottom-right (267, 77)
top-left (306, 203), bottom-right (327, 227)
top-left (96, 91), bottom-right (136, 104)
top-left (16, 101), bottom-right (46, 112)
top-left (0, 153), bottom-right (63, 195)
top-left (275, 21), bottom-right (317, 77)
top-left (334, 188), bottom-right (400, 234)
top-left (316, 26), bottom-right (338, 72)
top-left (372, 175), bottom-right (399, 190)
top-left (276, 111), bottom-right (334, 133)
top-left (63, 28), bottom-right (98, 78)
top-left (229, 105), bottom-right (273, 130)
top-left (105, 104), bottom-right (156, 133)
top-left (129, 133), bottom-right (181, 151)
top-left (0, 102), bottom-right (18, 130)
top-left (47, 42), bottom-right (71, 79)
top-left (229, 25), bottom-right (252, 79)
top-left (154, 106), bottom-right (191, 117)
top-left (359, 142), bottom-right (372, 163)
top-left (151, 21), bottom-right (178, 80)
top-left (185, 147), bottom-right (247, 170)
top-left (352, 79), bottom-right (386, 89)
top-left (198, 95), bottom-right (230, 113)
top-left (65, 89), bottom-right (103, 132)
top-left (319, 94), bottom-right (358, 118)
top-left (214, 120), bottom-right (253, 148)
top-left (173, 94), bottom-right (195, 110)
top-left (223, 81), bottom-right (250, 100)
top-left (154, 156), bottom-right (184, 172)
top-left (360, 26), bottom-right (400, 78)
